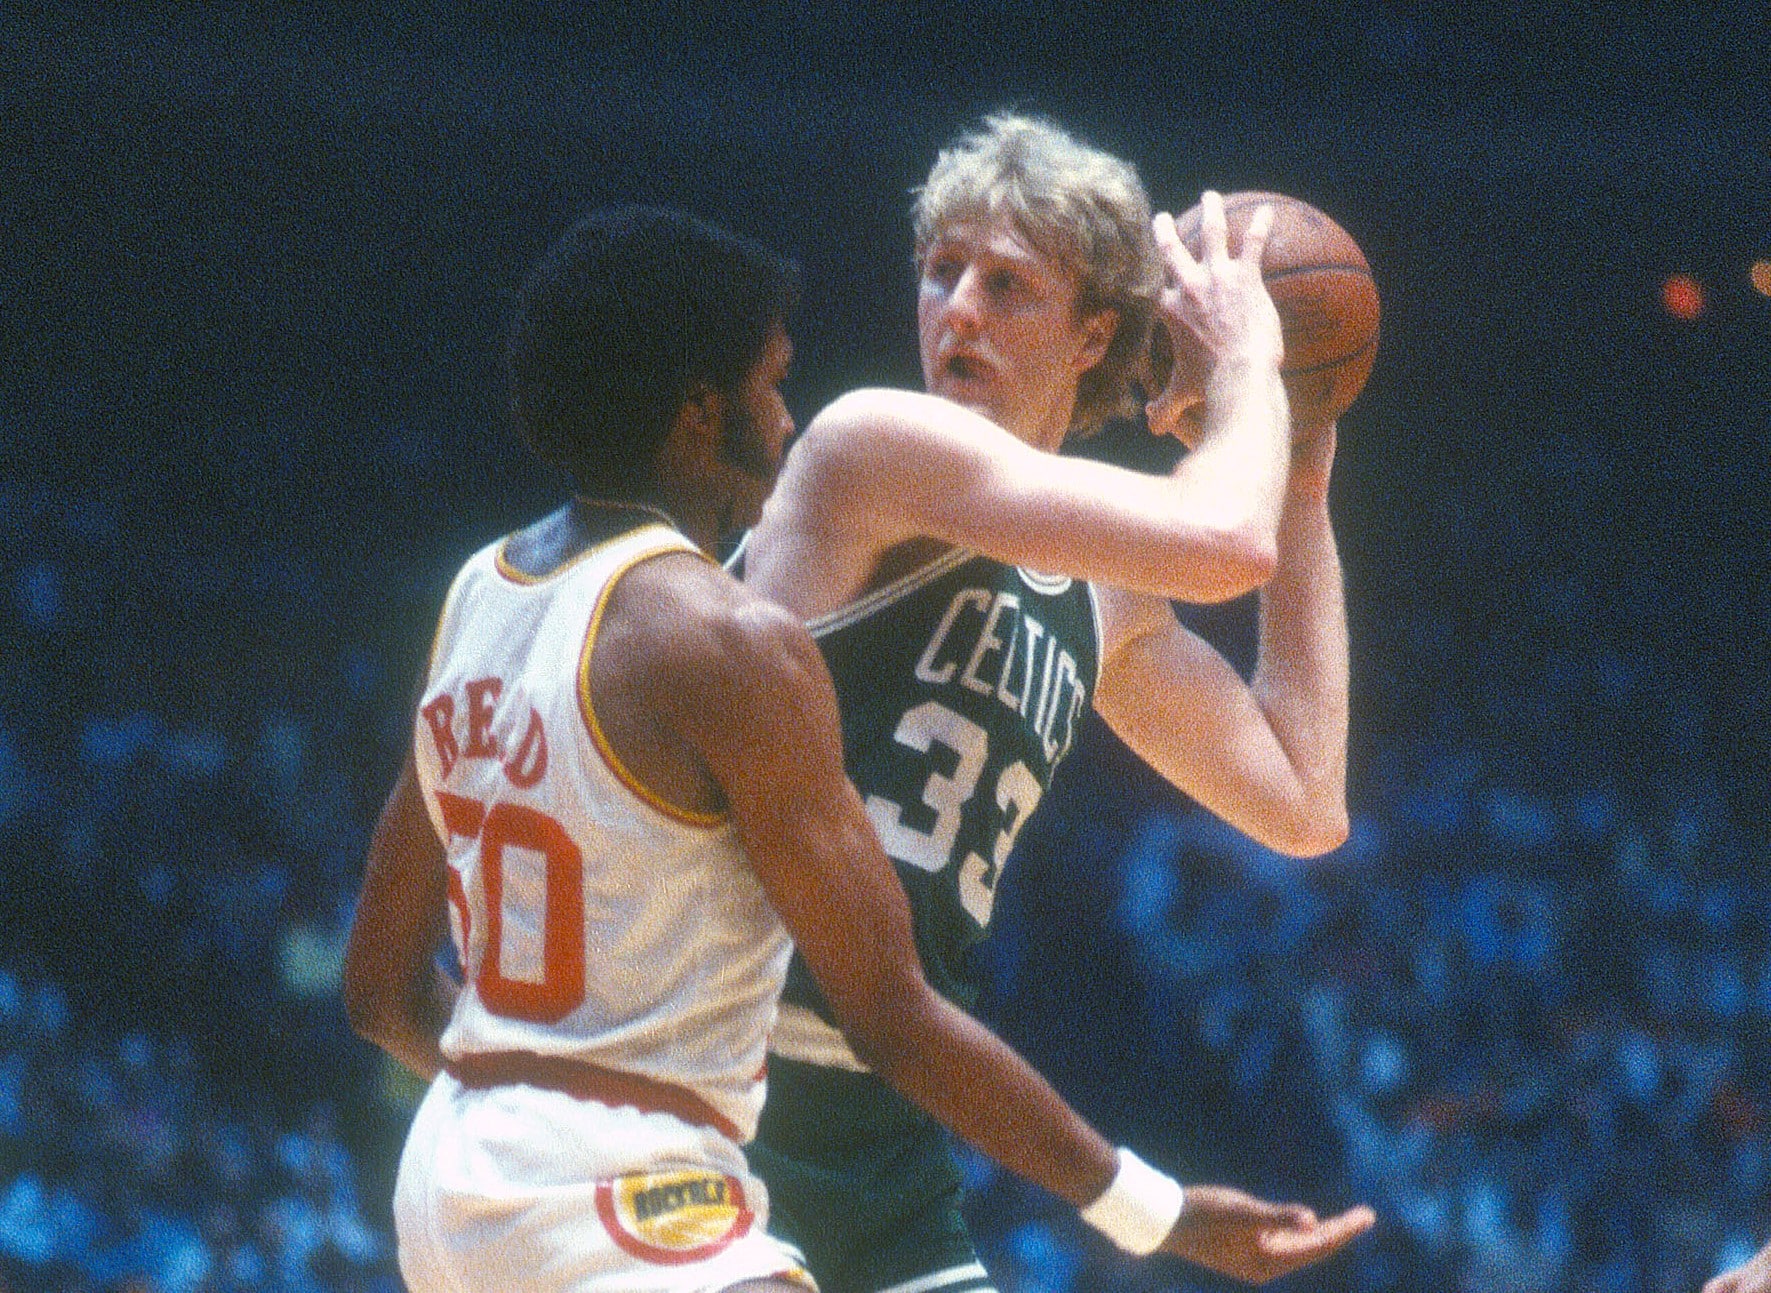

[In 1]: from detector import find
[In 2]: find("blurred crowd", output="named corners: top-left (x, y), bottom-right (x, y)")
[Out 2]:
top-left (2, 468), bottom-right (1765, 1293)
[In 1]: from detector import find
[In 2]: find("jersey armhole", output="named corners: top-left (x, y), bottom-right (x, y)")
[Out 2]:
top-left (1084, 579), bottom-right (1106, 695)
top-left (577, 547), bottom-right (730, 828)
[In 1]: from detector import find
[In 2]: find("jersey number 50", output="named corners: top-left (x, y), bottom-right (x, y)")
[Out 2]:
top-left (435, 790), bottom-right (585, 1024)
top-left (864, 700), bottom-right (1042, 927)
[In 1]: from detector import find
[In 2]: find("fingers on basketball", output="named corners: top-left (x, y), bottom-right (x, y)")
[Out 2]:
top-left (1151, 211), bottom-right (1202, 287)
top-left (1197, 189), bottom-right (1229, 261)
top-left (1238, 203), bottom-right (1277, 267)
top-left (1173, 190), bottom-right (1380, 426)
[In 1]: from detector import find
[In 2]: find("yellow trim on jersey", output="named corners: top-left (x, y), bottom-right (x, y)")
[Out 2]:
top-left (578, 546), bottom-right (730, 829)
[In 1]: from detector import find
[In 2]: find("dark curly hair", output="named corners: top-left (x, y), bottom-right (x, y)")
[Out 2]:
top-left (507, 206), bottom-right (799, 498)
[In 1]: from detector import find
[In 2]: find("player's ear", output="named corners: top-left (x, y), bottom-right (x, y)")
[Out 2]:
top-left (658, 382), bottom-right (728, 480)
top-left (680, 381), bottom-right (725, 440)
top-left (1074, 307), bottom-right (1118, 372)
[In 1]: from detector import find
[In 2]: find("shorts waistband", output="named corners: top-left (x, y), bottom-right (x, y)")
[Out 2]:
top-left (445, 1051), bottom-right (743, 1143)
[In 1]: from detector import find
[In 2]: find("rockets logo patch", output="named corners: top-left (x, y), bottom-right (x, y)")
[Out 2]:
top-left (594, 1169), bottom-right (754, 1264)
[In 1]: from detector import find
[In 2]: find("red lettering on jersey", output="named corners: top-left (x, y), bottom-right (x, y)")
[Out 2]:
top-left (436, 789), bottom-right (486, 841)
top-left (477, 803), bottom-right (585, 1023)
top-left (503, 708), bottom-right (549, 788)
top-left (464, 677), bottom-right (503, 758)
top-left (433, 791), bottom-right (585, 1023)
top-left (436, 791), bottom-right (483, 976)
top-left (421, 694), bottom-right (460, 778)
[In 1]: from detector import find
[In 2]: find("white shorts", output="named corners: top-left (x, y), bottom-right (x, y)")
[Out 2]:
top-left (395, 1072), bottom-right (815, 1292)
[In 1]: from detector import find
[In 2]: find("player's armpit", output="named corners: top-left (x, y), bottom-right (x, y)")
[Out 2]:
top-left (343, 752), bottom-right (457, 1080)
top-left (1093, 590), bottom-right (1347, 858)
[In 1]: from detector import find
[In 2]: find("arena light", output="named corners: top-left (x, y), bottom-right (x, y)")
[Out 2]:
top-left (1661, 273), bottom-right (1706, 321)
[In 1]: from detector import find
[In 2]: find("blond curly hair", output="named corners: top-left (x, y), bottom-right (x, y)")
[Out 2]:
top-left (912, 113), bottom-right (1163, 435)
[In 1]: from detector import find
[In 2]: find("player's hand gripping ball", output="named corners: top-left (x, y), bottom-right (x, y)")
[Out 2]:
top-left (1169, 191), bottom-right (1380, 427)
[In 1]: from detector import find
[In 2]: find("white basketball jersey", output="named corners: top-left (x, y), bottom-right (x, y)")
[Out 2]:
top-left (411, 521), bottom-right (792, 1141)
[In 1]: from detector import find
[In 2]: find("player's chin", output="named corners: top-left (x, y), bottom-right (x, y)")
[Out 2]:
top-left (721, 482), bottom-right (771, 539)
top-left (934, 383), bottom-right (1000, 422)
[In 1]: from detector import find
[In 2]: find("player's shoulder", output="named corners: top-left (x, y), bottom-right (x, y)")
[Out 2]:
top-left (613, 550), bottom-right (818, 687)
top-left (793, 388), bottom-right (952, 464)
top-left (765, 387), bottom-right (975, 556)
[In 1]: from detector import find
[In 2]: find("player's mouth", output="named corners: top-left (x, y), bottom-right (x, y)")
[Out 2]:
top-left (941, 351), bottom-right (995, 385)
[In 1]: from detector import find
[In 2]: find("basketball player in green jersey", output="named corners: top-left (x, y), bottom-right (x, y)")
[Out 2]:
top-left (738, 115), bottom-right (1356, 1292)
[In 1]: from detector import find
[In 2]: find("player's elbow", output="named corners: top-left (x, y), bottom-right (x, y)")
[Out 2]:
top-left (830, 966), bottom-right (942, 1080)
top-left (1220, 530), bottom-right (1281, 595)
top-left (1268, 805), bottom-right (1351, 859)
top-left (1179, 529), bottom-right (1279, 603)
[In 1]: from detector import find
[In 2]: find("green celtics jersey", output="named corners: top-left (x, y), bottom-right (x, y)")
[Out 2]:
top-left (769, 543), bottom-right (1102, 1059)
top-left (739, 541), bottom-right (1101, 1291)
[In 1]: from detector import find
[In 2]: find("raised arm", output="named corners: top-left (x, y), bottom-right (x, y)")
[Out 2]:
top-left (1094, 422), bottom-right (1349, 858)
top-left (343, 753), bottom-right (459, 1080)
top-left (749, 195), bottom-right (1289, 613)
top-left (763, 382), bottom-right (1280, 604)
top-left (650, 567), bottom-right (1370, 1278)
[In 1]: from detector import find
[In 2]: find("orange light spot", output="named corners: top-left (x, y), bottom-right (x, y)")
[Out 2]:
top-left (1751, 260), bottom-right (1771, 297)
top-left (1662, 273), bottom-right (1706, 321)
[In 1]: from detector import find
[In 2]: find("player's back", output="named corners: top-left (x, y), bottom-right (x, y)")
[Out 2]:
top-left (412, 507), bottom-right (792, 1141)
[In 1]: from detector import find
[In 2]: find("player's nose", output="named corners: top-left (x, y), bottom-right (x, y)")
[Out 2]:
top-left (941, 265), bottom-right (985, 336)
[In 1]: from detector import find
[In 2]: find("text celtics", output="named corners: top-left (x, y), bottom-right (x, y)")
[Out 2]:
top-left (912, 587), bottom-right (1087, 764)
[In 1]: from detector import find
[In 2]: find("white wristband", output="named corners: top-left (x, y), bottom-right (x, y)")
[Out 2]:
top-left (1079, 1148), bottom-right (1186, 1256)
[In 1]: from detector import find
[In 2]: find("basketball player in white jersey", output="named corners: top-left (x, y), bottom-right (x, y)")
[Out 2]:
top-left (344, 205), bottom-right (1370, 1293)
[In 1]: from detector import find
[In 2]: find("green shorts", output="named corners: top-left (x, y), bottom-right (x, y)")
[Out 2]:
top-left (750, 1056), bottom-right (997, 1293)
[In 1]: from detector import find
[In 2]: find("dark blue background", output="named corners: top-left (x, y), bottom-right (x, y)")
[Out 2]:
top-left (2, 6), bottom-right (1767, 1290)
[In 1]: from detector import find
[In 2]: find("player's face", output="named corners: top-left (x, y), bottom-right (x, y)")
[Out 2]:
top-left (716, 322), bottom-right (796, 530)
top-left (918, 214), bottom-right (1115, 450)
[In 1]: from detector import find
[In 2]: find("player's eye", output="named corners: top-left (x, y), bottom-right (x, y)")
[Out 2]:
top-left (986, 270), bottom-right (1021, 297)
top-left (925, 255), bottom-right (962, 286)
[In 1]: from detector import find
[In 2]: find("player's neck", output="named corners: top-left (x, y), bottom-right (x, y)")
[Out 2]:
top-left (1009, 388), bottom-right (1079, 454)
top-left (1022, 408), bottom-right (1073, 455)
top-left (504, 499), bottom-right (685, 578)
top-left (634, 485), bottom-right (722, 556)
top-left (571, 496), bottom-right (679, 534)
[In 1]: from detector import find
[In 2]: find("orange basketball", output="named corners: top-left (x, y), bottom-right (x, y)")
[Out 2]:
top-left (1173, 191), bottom-right (1380, 425)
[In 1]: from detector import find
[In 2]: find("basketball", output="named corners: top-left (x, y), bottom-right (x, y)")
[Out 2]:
top-left (1172, 191), bottom-right (1380, 426)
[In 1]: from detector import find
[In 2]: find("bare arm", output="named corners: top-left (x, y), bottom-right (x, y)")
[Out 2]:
top-left (654, 581), bottom-right (1117, 1207)
top-left (342, 753), bottom-right (459, 1080)
top-left (1095, 425), bottom-right (1349, 858)
top-left (749, 197), bottom-right (1288, 613)
top-left (765, 379), bottom-right (1284, 605)
top-left (652, 570), bottom-right (1371, 1278)
top-left (1707, 1242), bottom-right (1771, 1293)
